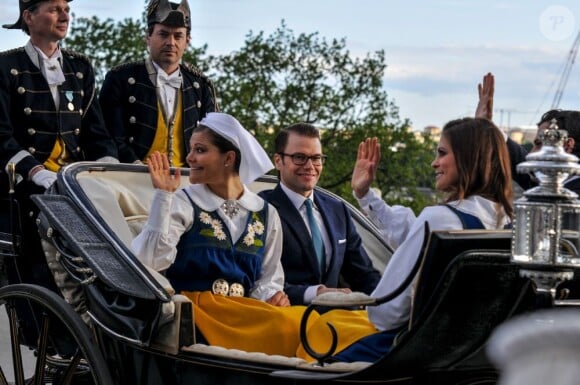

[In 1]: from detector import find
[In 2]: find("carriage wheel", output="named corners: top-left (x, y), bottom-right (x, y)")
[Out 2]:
top-left (0, 284), bottom-right (114, 385)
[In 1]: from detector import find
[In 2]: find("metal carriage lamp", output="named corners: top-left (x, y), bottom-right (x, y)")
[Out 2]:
top-left (512, 119), bottom-right (580, 300)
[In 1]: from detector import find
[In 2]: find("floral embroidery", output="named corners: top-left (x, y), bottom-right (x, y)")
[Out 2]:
top-left (199, 211), bottom-right (227, 241)
top-left (252, 221), bottom-right (265, 235)
top-left (243, 212), bottom-right (265, 247)
top-left (199, 212), bottom-right (212, 225)
top-left (243, 233), bottom-right (254, 247)
top-left (213, 220), bottom-right (227, 241)
top-left (198, 210), bottom-right (264, 247)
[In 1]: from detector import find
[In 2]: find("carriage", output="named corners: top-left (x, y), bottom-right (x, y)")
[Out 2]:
top-left (0, 159), bottom-right (574, 385)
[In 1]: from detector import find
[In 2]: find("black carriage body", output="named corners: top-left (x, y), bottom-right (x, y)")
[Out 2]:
top-left (0, 162), bottom-right (556, 385)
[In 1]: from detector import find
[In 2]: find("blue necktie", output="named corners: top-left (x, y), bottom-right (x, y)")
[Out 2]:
top-left (304, 199), bottom-right (326, 272)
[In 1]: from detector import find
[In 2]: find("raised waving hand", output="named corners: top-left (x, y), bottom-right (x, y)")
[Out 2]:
top-left (475, 72), bottom-right (495, 121)
top-left (351, 137), bottom-right (381, 199)
top-left (147, 151), bottom-right (181, 192)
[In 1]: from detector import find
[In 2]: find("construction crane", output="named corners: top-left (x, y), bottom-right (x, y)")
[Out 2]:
top-left (552, 30), bottom-right (580, 109)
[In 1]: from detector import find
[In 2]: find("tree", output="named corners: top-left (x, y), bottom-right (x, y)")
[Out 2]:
top-left (65, 17), bottom-right (435, 213)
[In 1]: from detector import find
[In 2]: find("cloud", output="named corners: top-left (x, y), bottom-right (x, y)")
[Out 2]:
top-left (382, 44), bottom-right (567, 97)
top-left (377, 42), bottom-right (580, 129)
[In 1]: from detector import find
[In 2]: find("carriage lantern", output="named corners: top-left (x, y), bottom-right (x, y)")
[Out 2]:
top-left (512, 119), bottom-right (580, 300)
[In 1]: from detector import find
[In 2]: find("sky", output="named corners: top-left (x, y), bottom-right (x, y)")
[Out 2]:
top-left (2, 0), bottom-right (580, 132)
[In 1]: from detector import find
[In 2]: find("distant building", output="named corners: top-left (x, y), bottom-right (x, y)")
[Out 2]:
top-left (413, 124), bottom-right (441, 144)
top-left (508, 125), bottom-right (536, 145)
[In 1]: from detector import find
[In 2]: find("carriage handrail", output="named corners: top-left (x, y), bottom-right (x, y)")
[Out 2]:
top-left (298, 222), bottom-right (430, 363)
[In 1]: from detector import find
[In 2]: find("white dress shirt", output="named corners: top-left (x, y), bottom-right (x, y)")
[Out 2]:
top-left (354, 188), bottom-right (417, 249)
top-left (152, 61), bottom-right (181, 122)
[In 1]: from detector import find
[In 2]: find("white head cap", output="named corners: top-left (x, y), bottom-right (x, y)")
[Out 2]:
top-left (198, 112), bottom-right (274, 184)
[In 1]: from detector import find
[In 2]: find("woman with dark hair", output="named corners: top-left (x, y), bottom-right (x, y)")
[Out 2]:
top-left (132, 112), bottom-right (308, 356)
top-left (310, 117), bottom-right (514, 362)
top-left (360, 117), bottom-right (511, 327)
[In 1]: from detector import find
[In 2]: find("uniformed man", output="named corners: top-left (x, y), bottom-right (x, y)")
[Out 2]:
top-left (0, 0), bottom-right (118, 286)
top-left (99, 0), bottom-right (218, 166)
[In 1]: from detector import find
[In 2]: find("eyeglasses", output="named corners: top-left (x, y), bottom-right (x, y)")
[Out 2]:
top-left (278, 152), bottom-right (327, 166)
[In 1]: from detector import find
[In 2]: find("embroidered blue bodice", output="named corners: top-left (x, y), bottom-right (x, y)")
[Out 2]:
top-left (166, 190), bottom-right (269, 294)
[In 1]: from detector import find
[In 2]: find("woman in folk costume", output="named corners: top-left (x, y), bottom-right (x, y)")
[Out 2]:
top-left (132, 112), bottom-right (310, 356)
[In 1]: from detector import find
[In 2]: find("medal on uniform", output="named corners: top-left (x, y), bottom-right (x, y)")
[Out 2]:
top-left (65, 91), bottom-right (74, 111)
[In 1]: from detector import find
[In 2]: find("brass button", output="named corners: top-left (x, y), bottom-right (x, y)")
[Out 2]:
top-left (229, 283), bottom-right (245, 297)
top-left (212, 279), bottom-right (229, 296)
top-left (17, 87), bottom-right (25, 94)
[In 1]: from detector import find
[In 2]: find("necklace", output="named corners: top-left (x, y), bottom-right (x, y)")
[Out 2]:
top-left (221, 200), bottom-right (240, 218)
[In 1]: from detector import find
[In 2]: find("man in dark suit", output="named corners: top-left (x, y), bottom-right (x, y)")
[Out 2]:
top-left (0, 0), bottom-right (118, 287)
top-left (260, 123), bottom-right (381, 306)
top-left (99, 0), bottom-right (217, 167)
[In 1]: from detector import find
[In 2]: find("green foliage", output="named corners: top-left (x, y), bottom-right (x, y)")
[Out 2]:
top-left (63, 16), bottom-right (147, 86)
top-left (64, 16), bottom-right (436, 213)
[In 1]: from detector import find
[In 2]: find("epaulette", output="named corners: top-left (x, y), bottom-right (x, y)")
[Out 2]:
top-left (182, 62), bottom-right (219, 110)
top-left (0, 47), bottom-right (25, 57)
top-left (110, 60), bottom-right (146, 72)
top-left (61, 49), bottom-right (91, 64)
top-left (181, 62), bottom-right (210, 81)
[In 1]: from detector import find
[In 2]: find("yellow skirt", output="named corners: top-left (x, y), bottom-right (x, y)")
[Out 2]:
top-left (185, 292), bottom-right (378, 360)
top-left (296, 309), bottom-right (379, 362)
top-left (186, 291), bottom-right (317, 357)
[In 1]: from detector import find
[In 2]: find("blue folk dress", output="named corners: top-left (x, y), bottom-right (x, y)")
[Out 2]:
top-left (167, 191), bottom-right (309, 356)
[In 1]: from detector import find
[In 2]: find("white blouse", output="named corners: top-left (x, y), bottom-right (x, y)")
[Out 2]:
top-left (131, 184), bottom-right (285, 301)
top-left (354, 188), bottom-right (417, 249)
top-left (366, 195), bottom-right (511, 331)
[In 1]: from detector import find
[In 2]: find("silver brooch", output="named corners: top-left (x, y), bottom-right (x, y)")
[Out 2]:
top-left (221, 200), bottom-right (240, 218)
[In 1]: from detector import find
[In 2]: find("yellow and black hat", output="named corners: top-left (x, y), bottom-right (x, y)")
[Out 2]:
top-left (147, 0), bottom-right (191, 30)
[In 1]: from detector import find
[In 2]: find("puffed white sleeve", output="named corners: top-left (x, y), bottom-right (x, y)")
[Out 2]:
top-left (131, 189), bottom-right (194, 272)
top-left (355, 188), bottom-right (416, 249)
top-left (249, 203), bottom-right (285, 301)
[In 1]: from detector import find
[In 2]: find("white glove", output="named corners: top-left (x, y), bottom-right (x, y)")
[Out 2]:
top-left (31, 169), bottom-right (57, 189)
